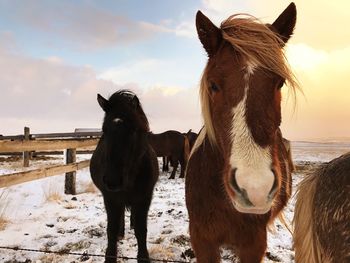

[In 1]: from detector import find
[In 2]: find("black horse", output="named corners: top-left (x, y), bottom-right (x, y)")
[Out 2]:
top-left (90, 90), bottom-right (159, 263)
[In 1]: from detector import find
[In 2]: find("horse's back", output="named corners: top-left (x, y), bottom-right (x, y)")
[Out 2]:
top-left (314, 153), bottom-right (350, 262)
top-left (294, 152), bottom-right (350, 263)
top-left (148, 130), bottom-right (186, 156)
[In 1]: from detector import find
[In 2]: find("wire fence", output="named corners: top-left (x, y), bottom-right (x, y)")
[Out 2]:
top-left (0, 245), bottom-right (192, 263)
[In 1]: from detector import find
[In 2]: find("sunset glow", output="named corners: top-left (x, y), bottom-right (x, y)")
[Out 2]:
top-left (0, 0), bottom-right (349, 141)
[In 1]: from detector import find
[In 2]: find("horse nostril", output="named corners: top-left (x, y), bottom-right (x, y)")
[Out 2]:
top-left (269, 169), bottom-right (278, 199)
top-left (229, 168), bottom-right (242, 194)
top-left (229, 168), bottom-right (253, 207)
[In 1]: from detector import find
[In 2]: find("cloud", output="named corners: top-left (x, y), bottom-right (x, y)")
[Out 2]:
top-left (281, 44), bottom-right (350, 140)
top-left (286, 44), bottom-right (328, 71)
top-left (141, 86), bottom-right (202, 133)
top-left (0, 42), bottom-right (202, 135)
top-left (98, 56), bottom-right (204, 90)
top-left (0, 42), bottom-right (123, 133)
top-left (175, 21), bottom-right (196, 38)
top-left (200, 0), bottom-right (350, 50)
top-left (0, 1), bottom-right (174, 50)
top-left (0, 31), bottom-right (18, 54)
top-left (98, 59), bottom-right (163, 87)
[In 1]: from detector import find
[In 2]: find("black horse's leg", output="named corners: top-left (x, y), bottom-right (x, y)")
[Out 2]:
top-left (169, 158), bottom-right (179, 179)
top-left (104, 199), bottom-right (124, 263)
top-left (179, 156), bottom-right (186, 178)
top-left (118, 206), bottom-right (125, 240)
top-left (131, 203), bottom-right (151, 263)
top-left (130, 210), bottom-right (135, 229)
top-left (162, 156), bottom-right (168, 172)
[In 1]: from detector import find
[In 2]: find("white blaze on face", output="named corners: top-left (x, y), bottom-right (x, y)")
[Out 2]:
top-left (228, 61), bottom-right (275, 212)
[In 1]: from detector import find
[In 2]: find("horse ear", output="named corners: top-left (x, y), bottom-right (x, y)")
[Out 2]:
top-left (271, 2), bottom-right (297, 44)
top-left (196, 11), bottom-right (222, 57)
top-left (97, 94), bottom-right (109, 112)
top-left (131, 95), bottom-right (139, 109)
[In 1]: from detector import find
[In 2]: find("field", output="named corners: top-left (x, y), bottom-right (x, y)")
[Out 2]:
top-left (0, 141), bottom-right (349, 263)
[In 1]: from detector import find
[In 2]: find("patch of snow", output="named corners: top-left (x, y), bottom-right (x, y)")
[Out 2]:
top-left (0, 143), bottom-right (348, 262)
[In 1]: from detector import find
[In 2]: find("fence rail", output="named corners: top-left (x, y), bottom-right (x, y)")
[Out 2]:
top-left (0, 131), bottom-right (102, 141)
top-left (0, 160), bottom-right (90, 188)
top-left (0, 127), bottom-right (101, 192)
top-left (0, 138), bottom-right (99, 153)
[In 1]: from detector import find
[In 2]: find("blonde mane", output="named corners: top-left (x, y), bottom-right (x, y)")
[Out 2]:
top-left (199, 15), bottom-right (299, 146)
top-left (293, 171), bottom-right (323, 263)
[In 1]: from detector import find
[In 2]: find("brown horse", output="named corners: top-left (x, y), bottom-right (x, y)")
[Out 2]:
top-left (163, 130), bottom-right (198, 173)
top-left (148, 130), bottom-right (190, 179)
top-left (184, 129), bottom-right (198, 152)
top-left (293, 152), bottom-right (350, 263)
top-left (185, 3), bottom-right (298, 262)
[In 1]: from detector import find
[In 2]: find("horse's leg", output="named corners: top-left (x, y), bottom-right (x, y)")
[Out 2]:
top-left (131, 203), bottom-right (151, 263)
top-left (130, 210), bottom-right (134, 229)
top-left (104, 199), bottom-right (124, 263)
top-left (169, 158), bottom-right (179, 179)
top-left (237, 227), bottom-right (267, 263)
top-left (179, 156), bottom-right (187, 178)
top-left (117, 206), bottom-right (125, 240)
top-left (162, 156), bottom-right (169, 172)
top-left (191, 235), bottom-right (220, 263)
top-left (165, 156), bottom-right (169, 171)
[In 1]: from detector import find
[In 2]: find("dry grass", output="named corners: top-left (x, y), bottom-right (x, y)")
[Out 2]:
top-left (42, 180), bottom-right (63, 203)
top-left (149, 244), bottom-right (176, 261)
top-left (63, 203), bottom-right (77, 209)
top-left (81, 181), bottom-right (98, 194)
top-left (39, 254), bottom-right (63, 263)
top-left (0, 190), bottom-right (9, 230)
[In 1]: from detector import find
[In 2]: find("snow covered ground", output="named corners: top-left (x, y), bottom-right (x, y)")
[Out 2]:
top-left (0, 141), bottom-right (349, 263)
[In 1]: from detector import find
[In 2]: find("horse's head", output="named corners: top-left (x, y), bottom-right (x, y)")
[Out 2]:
top-left (97, 90), bottom-right (149, 192)
top-left (196, 3), bottom-right (297, 214)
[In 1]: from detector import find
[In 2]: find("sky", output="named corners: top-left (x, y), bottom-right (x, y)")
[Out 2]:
top-left (0, 0), bottom-right (349, 141)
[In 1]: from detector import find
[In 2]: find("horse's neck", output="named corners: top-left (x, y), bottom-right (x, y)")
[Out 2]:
top-left (191, 134), bottom-right (225, 177)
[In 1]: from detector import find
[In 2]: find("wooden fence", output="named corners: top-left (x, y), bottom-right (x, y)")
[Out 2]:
top-left (0, 127), bottom-right (102, 194)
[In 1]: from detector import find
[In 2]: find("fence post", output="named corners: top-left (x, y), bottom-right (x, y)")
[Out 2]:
top-left (65, 148), bottom-right (76, 195)
top-left (23, 127), bottom-right (30, 167)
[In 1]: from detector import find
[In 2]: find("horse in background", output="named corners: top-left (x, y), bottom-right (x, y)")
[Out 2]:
top-left (293, 152), bottom-right (350, 263)
top-left (278, 127), bottom-right (295, 173)
top-left (148, 130), bottom-right (190, 179)
top-left (185, 3), bottom-right (298, 262)
top-left (282, 137), bottom-right (295, 173)
top-left (90, 90), bottom-right (158, 263)
top-left (163, 129), bottom-right (198, 173)
top-left (184, 129), bottom-right (198, 152)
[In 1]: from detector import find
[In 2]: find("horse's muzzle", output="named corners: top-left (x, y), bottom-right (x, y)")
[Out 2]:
top-left (228, 168), bottom-right (277, 214)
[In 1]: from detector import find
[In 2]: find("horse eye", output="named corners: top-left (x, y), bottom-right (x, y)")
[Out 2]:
top-left (211, 83), bottom-right (220, 92)
top-left (277, 79), bottom-right (285, 89)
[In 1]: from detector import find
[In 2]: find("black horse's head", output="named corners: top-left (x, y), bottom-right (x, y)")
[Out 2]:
top-left (97, 90), bottom-right (149, 192)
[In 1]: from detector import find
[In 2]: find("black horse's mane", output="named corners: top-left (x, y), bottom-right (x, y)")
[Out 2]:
top-left (109, 89), bottom-right (137, 104)
top-left (108, 89), bottom-right (149, 132)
